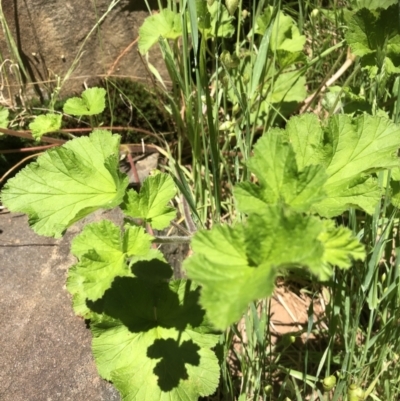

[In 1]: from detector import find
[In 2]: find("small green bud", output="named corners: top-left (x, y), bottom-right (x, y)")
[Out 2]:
top-left (225, 0), bottom-right (238, 15)
top-left (322, 375), bottom-right (337, 392)
top-left (264, 384), bottom-right (272, 395)
top-left (348, 383), bottom-right (365, 401)
top-left (311, 9), bottom-right (319, 19)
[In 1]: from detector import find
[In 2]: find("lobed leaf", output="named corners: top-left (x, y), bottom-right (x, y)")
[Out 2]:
top-left (319, 220), bottom-right (366, 270)
top-left (138, 9), bottom-right (183, 54)
top-left (1, 130), bottom-right (128, 237)
top-left (185, 206), bottom-right (365, 329)
top-left (121, 172), bottom-right (176, 230)
top-left (286, 113), bottom-right (400, 216)
top-left (90, 277), bottom-right (220, 401)
top-left (63, 87), bottom-right (106, 116)
top-left (345, 5), bottom-right (400, 75)
top-left (184, 206), bottom-right (347, 330)
top-left (234, 130), bottom-right (327, 213)
top-left (256, 7), bottom-right (306, 54)
top-left (348, 0), bottom-right (397, 11)
top-left (67, 221), bottom-right (153, 307)
top-left (29, 113), bottom-right (62, 139)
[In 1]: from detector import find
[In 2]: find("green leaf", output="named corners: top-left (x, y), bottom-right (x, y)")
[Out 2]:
top-left (1, 130), bottom-right (128, 237)
top-left (196, 0), bottom-right (211, 32)
top-left (29, 113), bottom-right (62, 139)
top-left (286, 114), bottom-right (400, 216)
top-left (345, 5), bottom-right (400, 74)
top-left (234, 131), bottom-right (327, 213)
top-left (0, 106), bottom-right (9, 129)
top-left (190, 1), bottom-right (234, 39)
top-left (208, 1), bottom-right (235, 38)
top-left (90, 278), bottom-right (220, 400)
top-left (284, 113), bottom-right (327, 169)
top-left (138, 9), bottom-right (183, 54)
top-left (319, 220), bottom-right (365, 270)
top-left (270, 70), bottom-right (307, 104)
top-left (184, 206), bottom-right (332, 329)
top-left (349, 0), bottom-right (397, 10)
top-left (121, 172), bottom-right (176, 230)
top-left (63, 87), bottom-right (106, 116)
top-left (256, 7), bottom-right (306, 53)
top-left (67, 221), bottom-right (153, 305)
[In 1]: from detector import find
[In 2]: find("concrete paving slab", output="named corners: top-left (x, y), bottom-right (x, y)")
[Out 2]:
top-left (0, 210), bottom-right (122, 401)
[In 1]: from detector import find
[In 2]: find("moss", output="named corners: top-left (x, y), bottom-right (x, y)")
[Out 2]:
top-left (1, 79), bottom-right (173, 183)
top-left (20, 78), bottom-right (173, 143)
top-left (100, 78), bottom-right (172, 143)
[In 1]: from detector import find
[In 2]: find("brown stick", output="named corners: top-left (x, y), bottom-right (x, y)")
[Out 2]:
top-left (300, 48), bottom-right (356, 114)
top-left (0, 144), bottom-right (59, 154)
top-left (0, 126), bottom-right (162, 154)
top-left (0, 127), bottom-right (66, 144)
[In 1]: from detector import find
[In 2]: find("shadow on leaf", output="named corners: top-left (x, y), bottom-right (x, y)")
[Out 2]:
top-left (87, 259), bottom-right (205, 332)
top-left (147, 338), bottom-right (200, 391)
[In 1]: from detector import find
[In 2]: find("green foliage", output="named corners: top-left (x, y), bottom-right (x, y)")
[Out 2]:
top-left (348, 0), bottom-right (397, 10)
top-left (0, 106), bottom-right (9, 129)
top-left (234, 113), bottom-right (400, 218)
top-left (255, 6), bottom-right (306, 55)
top-left (1, 130), bottom-right (128, 237)
top-left (3, 1), bottom-right (400, 400)
top-left (234, 128), bottom-right (327, 213)
top-left (288, 114), bottom-right (400, 216)
top-left (185, 209), bottom-right (340, 330)
top-left (185, 114), bottom-right (373, 330)
top-left (195, 1), bottom-right (235, 38)
top-left (1, 124), bottom-right (218, 400)
top-left (90, 278), bottom-right (220, 401)
top-left (102, 78), bottom-right (171, 140)
top-left (63, 87), bottom-right (106, 116)
top-left (138, 9), bottom-right (183, 54)
top-left (345, 4), bottom-right (400, 77)
top-left (67, 221), bottom-right (153, 306)
top-left (121, 172), bottom-right (177, 230)
top-left (29, 113), bottom-right (62, 139)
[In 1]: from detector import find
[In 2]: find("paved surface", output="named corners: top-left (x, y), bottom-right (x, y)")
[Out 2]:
top-left (0, 210), bottom-right (122, 401)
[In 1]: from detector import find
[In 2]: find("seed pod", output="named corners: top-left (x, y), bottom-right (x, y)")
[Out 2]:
top-left (264, 384), bottom-right (272, 395)
top-left (311, 9), bottom-right (319, 19)
top-left (322, 375), bottom-right (337, 392)
top-left (348, 383), bottom-right (365, 401)
top-left (225, 0), bottom-right (238, 15)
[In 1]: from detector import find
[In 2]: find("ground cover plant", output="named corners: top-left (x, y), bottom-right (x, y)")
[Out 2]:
top-left (2, 0), bottom-right (400, 400)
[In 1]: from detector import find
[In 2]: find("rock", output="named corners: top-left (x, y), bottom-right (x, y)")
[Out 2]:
top-left (0, 209), bottom-right (123, 401)
top-left (0, 206), bottom-right (188, 400)
top-left (0, 0), bottom-right (167, 104)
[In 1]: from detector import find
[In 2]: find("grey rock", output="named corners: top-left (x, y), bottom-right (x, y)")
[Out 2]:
top-left (0, 209), bottom-right (123, 401)
top-left (0, 206), bottom-right (189, 401)
top-left (0, 0), bottom-right (166, 103)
